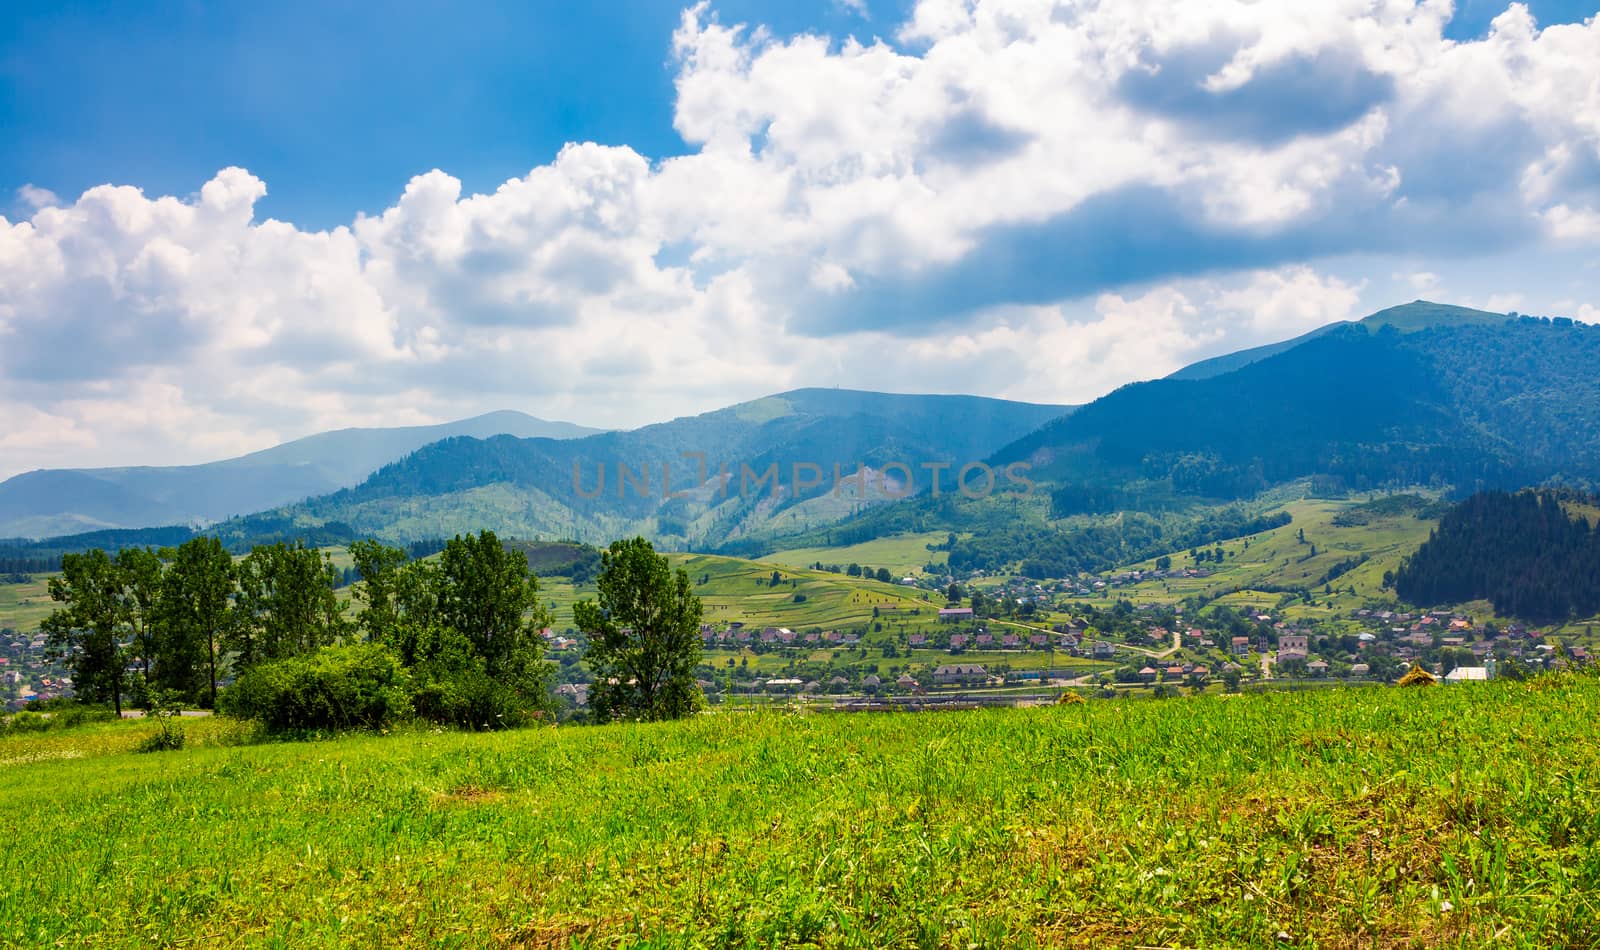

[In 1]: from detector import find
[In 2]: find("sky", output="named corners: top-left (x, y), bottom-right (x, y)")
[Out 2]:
top-left (2, 0), bottom-right (1598, 478)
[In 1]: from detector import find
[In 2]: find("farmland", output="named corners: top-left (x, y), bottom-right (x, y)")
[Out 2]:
top-left (4, 675), bottom-right (1600, 947)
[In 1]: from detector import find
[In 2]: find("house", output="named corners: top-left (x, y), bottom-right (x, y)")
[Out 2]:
top-left (1001, 634), bottom-right (1022, 648)
top-left (938, 607), bottom-right (975, 622)
top-left (1444, 666), bottom-right (1489, 683)
top-left (1091, 640), bottom-right (1115, 659)
top-left (933, 663), bottom-right (987, 685)
top-left (1164, 665), bottom-right (1184, 679)
top-left (896, 674), bottom-right (917, 689)
top-left (1231, 636), bottom-right (1252, 656)
top-left (1029, 634), bottom-right (1048, 648)
top-left (1350, 663), bottom-right (1370, 676)
top-left (1278, 634), bottom-right (1309, 658)
top-left (555, 683), bottom-right (589, 707)
top-left (766, 678), bottom-right (803, 692)
top-left (975, 634), bottom-right (995, 648)
top-left (1139, 666), bottom-right (1158, 683)
top-left (908, 634), bottom-right (928, 647)
top-left (1306, 660), bottom-right (1330, 676)
top-left (949, 634), bottom-right (969, 650)
top-left (861, 674), bottom-right (881, 692)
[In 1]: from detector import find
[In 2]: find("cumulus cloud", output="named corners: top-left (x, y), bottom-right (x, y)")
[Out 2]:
top-left (1, 0), bottom-right (1598, 477)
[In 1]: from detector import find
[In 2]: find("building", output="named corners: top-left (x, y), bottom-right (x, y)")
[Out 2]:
top-left (1444, 666), bottom-right (1489, 683)
top-left (1278, 634), bottom-right (1309, 658)
top-left (933, 663), bottom-right (987, 685)
top-left (938, 607), bottom-right (975, 623)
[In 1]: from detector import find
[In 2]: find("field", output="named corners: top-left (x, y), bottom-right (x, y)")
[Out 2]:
top-left (0, 574), bottom-right (53, 633)
top-left (539, 552), bottom-right (944, 633)
top-left (764, 532), bottom-right (952, 576)
top-left (5, 675), bottom-right (1600, 947)
top-left (1102, 497), bottom-right (1440, 622)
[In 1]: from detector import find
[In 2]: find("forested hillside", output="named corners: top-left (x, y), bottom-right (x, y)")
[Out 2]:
top-left (212, 389), bottom-right (1071, 548)
top-left (1394, 489), bottom-right (1600, 623)
top-left (996, 316), bottom-right (1600, 506)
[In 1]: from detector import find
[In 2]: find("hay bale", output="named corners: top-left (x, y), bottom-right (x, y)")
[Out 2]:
top-left (1056, 691), bottom-right (1087, 705)
top-left (1397, 664), bottom-right (1437, 687)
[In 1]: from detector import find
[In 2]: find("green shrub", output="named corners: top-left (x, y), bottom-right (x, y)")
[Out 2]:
top-left (53, 706), bottom-right (117, 729)
top-left (2, 710), bottom-right (49, 734)
top-left (220, 644), bottom-right (412, 733)
top-left (408, 661), bottom-right (547, 730)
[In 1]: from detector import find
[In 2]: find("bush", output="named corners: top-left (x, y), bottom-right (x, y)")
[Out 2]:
top-left (409, 661), bottom-right (548, 730)
top-left (2, 710), bottom-right (49, 734)
top-left (220, 644), bottom-right (412, 733)
top-left (53, 705), bottom-right (118, 729)
top-left (135, 690), bottom-right (187, 753)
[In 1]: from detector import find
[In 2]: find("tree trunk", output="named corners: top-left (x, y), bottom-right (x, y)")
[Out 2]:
top-left (208, 629), bottom-right (218, 709)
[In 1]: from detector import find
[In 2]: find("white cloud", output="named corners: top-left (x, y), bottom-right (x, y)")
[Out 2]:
top-left (2, 0), bottom-right (1599, 478)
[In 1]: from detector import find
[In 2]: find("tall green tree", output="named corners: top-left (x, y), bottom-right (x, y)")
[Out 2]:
top-left (576, 536), bottom-right (704, 722)
top-left (41, 549), bottom-right (130, 714)
top-left (158, 537), bottom-right (236, 707)
top-left (114, 547), bottom-right (165, 698)
top-left (233, 542), bottom-right (347, 667)
top-left (435, 531), bottom-right (550, 680)
top-left (350, 538), bottom-right (411, 644)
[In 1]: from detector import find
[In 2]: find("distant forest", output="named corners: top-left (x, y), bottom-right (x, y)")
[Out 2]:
top-left (1394, 490), bottom-right (1600, 623)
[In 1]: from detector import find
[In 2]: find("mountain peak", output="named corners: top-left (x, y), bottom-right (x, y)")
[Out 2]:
top-left (1359, 300), bottom-right (1506, 333)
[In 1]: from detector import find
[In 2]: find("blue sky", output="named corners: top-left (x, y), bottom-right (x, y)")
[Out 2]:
top-left (1, 0), bottom-right (1598, 475)
top-left (2, 0), bottom-right (916, 228)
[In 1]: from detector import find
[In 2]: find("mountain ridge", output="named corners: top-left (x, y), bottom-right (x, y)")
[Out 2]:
top-left (0, 410), bottom-right (601, 539)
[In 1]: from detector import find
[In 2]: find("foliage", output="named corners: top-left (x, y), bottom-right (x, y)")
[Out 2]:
top-left (576, 537), bottom-right (705, 722)
top-left (1395, 489), bottom-right (1600, 622)
top-left (40, 549), bottom-right (131, 714)
top-left (233, 542), bottom-right (348, 668)
top-left (135, 691), bottom-right (186, 753)
top-left (219, 643), bottom-right (412, 733)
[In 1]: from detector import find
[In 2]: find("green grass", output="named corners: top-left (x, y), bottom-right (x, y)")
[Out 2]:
top-left (0, 574), bottom-right (53, 632)
top-left (4, 675), bottom-right (1600, 946)
top-left (1104, 496), bottom-right (1439, 620)
top-left (538, 552), bottom-right (942, 633)
top-left (764, 532), bottom-right (952, 576)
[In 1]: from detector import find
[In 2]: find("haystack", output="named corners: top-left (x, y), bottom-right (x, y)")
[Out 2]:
top-left (1397, 664), bottom-right (1437, 687)
top-left (1056, 691), bottom-right (1087, 705)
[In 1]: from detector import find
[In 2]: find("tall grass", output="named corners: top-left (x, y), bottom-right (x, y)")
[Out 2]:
top-left (3, 676), bottom-right (1598, 947)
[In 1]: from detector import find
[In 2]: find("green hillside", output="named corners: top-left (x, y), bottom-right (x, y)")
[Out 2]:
top-left (6, 675), bottom-right (1600, 946)
top-left (1360, 299), bottom-right (1507, 332)
top-left (0, 410), bottom-right (599, 540)
top-left (212, 389), bottom-right (1071, 550)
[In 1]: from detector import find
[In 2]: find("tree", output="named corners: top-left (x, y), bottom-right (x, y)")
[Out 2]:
top-left (1155, 555), bottom-right (1172, 572)
top-left (41, 550), bottom-right (130, 715)
top-left (350, 538), bottom-right (410, 644)
top-left (576, 537), bottom-right (704, 722)
top-left (115, 547), bottom-right (164, 698)
top-left (875, 567), bottom-right (892, 583)
top-left (158, 537), bottom-right (235, 707)
top-left (435, 531), bottom-right (550, 681)
top-left (946, 583), bottom-right (964, 604)
top-left (233, 542), bottom-right (346, 667)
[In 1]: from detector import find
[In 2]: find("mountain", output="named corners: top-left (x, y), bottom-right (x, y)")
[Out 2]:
top-left (1165, 300), bottom-right (1506, 381)
top-left (0, 411), bottom-right (600, 539)
top-left (729, 302), bottom-right (1600, 577)
top-left (212, 389), bottom-right (1073, 548)
top-left (995, 306), bottom-right (1600, 514)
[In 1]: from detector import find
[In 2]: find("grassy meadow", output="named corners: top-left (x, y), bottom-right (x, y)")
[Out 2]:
top-left (764, 532), bottom-right (952, 577)
top-left (1103, 497), bottom-right (1439, 621)
top-left (5, 675), bottom-right (1600, 947)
